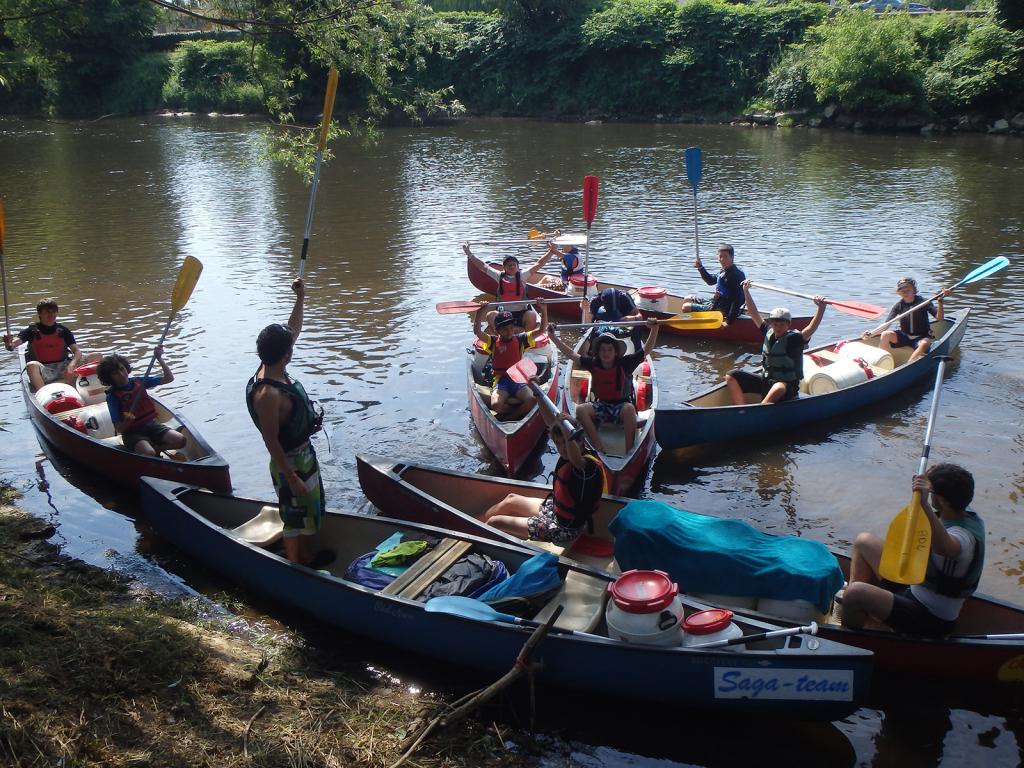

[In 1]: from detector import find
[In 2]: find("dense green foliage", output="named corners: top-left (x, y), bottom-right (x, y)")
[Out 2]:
top-left (162, 40), bottom-right (286, 113)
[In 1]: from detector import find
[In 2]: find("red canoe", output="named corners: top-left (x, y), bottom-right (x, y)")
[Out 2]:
top-left (356, 454), bottom-right (1024, 684)
top-left (20, 349), bottom-right (232, 492)
top-left (467, 333), bottom-right (560, 476)
top-left (465, 250), bottom-right (812, 344)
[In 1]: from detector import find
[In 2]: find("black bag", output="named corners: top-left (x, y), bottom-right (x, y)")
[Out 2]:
top-left (417, 553), bottom-right (507, 602)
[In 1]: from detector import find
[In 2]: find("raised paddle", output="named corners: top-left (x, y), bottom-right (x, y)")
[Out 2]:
top-left (685, 147), bottom-right (702, 267)
top-left (878, 357), bottom-right (951, 584)
top-left (555, 311), bottom-right (724, 331)
top-left (128, 256), bottom-right (203, 412)
top-left (469, 234), bottom-right (588, 247)
top-left (297, 67), bottom-right (339, 280)
top-left (505, 356), bottom-right (537, 386)
top-left (864, 256), bottom-right (1010, 338)
top-left (436, 297), bottom-right (580, 315)
top-left (748, 282), bottom-right (885, 320)
top-left (506, 357), bottom-right (583, 439)
top-left (0, 198), bottom-right (9, 338)
top-left (687, 622), bottom-right (819, 650)
top-left (581, 175), bottom-right (599, 321)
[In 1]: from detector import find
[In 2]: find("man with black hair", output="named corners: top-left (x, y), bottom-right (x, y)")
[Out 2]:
top-left (681, 244), bottom-right (746, 327)
top-left (245, 278), bottom-right (332, 569)
top-left (3, 298), bottom-right (100, 390)
top-left (842, 463), bottom-right (984, 637)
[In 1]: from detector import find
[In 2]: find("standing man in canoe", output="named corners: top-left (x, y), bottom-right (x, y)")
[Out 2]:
top-left (3, 298), bottom-right (101, 390)
top-left (246, 278), bottom-right (332, 570)
top-left (547, 319), bottom-right (660, 455)
top-left (473, 298), bottom-right (549, 420)
top-left (841, 464), bottom-right (984, 637)
top-left (681, 244), bottom-right (746, 328)
top-left (480, 413), bottom-right (606, 546)
top-left (725, 281), bottom-right (826, 405)
top-left (463, 241), bottom-right (559, 332)
top-left (872, 277), bottom-right (948, 364)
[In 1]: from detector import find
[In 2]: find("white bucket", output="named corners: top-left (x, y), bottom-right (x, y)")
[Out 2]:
top-left (605, 598), bottom-right (684, 646)
top-left (35, 382), bottom-right (83, 414)
top-left (836, 341), bottom-right (894, 371)
top-left (804, 359), bottom-right (870, 395)
top-left (635, 286), bottom-right (667, 312)
top-left (681, 608), bottom-right (745, 651)
top-left (567, 274), bottom-right (597, 296)
top-left (81, 403), bottom-right (116, 439)
top-left (755, 597), bottom-right (826, 623)
top-left (73, 363), bottom-right (107, 405)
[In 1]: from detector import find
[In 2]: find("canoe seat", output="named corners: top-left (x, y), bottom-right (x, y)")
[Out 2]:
top-left (532, 569), bottom-right (608, 633)
top-left (381, 538), bottom-right (473, 600)
top-left (230, 505), bottom-right (284, 548)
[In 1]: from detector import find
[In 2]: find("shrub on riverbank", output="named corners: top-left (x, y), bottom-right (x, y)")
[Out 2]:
top-left (162, 40), bottom-right (287, 114)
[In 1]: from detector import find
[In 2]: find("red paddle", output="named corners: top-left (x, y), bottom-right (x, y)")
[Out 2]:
top-left (748, 282), bottom-right (884, 320)
top-left (436, 298), bottom-right (579, 315)
top-left (581, 175), bottom-right (599, 321)
top-left (505, 357), bottom-right (537, 385)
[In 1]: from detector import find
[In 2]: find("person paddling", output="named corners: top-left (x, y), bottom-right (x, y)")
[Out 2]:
top-left (548, 319), bottom-right (659, 455)
top-left (473, 298), bottom-right (549, 420)
top-left (725, 280), bottom-right (826, 405)
top-left (681, 244), bottom-right (746, 328)
top-left (841, 464), bottom-right (983, 637)
top-left (3, 298), bottom-right (101, 390)
top-left (870, 277), bottom-right (949, 364)
top-left (245, 279), bottom-right (333, 570)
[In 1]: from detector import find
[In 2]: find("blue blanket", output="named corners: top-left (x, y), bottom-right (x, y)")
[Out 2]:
top-left (609, 500), bottom-right (843, 613)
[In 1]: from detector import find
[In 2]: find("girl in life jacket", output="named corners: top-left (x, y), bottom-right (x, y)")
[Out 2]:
top-left (480, 415), bottom-right (607, 546)
top-left (461, 240), bottom-right (560, 332)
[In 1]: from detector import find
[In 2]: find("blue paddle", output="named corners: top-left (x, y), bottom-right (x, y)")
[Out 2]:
top-left (425, 595), bottom-right (540, 626)
top-left (684, 147), bottom-right (702, 268)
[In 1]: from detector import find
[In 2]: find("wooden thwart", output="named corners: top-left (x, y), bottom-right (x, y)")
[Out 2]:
top-left (381, 538), bottom-right (473, 599)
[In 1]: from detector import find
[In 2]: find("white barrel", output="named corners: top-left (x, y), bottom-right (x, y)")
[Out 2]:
top-left (804, 359), bottom-right (870, 394)
top-left (605, 596), bottom-right (684, 646)
top-left (755, 597), bottom-right (827, 623)
top-left (567, 274), bottom-right (597, 296)
top-left (73, 363), bottom-right (107, 405)
top-left (635, 286), bottom-right (667, 312)
top-left (836, 341), bottom-right (894, 371)
top-left (800, 354), bottom-right (824, 394)
top-left (81, 403), bottom-right (116, 439)
top-left (681, 608), bottom-right (745, 651)
top-left (34, 382), bottom-right (83, 414)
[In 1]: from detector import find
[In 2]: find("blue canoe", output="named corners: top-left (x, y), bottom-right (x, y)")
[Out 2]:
top-left (655, 313), bottom-right (969, 450)
top-left (140, 477), bottom-right (872, 719)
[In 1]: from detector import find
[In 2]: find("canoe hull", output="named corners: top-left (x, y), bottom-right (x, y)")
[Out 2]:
top-left (466, 252), bottom-right (811, 344)
top-left (140, 477), bottom-right (871, 718)
top-left (655, 313), bottom-right (970, 450)
top-left (355, 454), bottom-right (1024, 684)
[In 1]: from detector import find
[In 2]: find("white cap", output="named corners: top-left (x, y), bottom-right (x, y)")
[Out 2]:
top-left (768, 307), bottom-right (792, 321)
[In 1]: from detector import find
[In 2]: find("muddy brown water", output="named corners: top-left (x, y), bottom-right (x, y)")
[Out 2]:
top-left (0, 115), bottom-right (1021, 766)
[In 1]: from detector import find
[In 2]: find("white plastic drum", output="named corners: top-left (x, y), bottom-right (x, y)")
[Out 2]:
top-left (34, 383), bottom-right (83, 414)
top-left (605, 570), bottom-right (685, 646)
top-left (635, 286), bottom-right (667, 312)
top-left (567, 274), bottom-right (597, 296)
top-left (73, 362), bottom-right (107, 405)
top-left (836, 341), bottom-right (894, 371)
top-left (681, 608), bottom-right (745, 651)
top-left (804, 359), bottom-right (870, 394)
top-left (80, 403), bottom-right (116, 439)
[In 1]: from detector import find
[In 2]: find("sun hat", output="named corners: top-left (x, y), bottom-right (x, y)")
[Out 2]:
top-left (594, 332), bottom-right (627, 356)
top-left (768, 307), bottom-right (792, 321)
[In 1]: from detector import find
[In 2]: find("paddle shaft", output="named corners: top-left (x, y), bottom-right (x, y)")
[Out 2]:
top-left (298, 68), bottom-right (339, 280)
top-left (128, 314), bottom-right (174, 413)
top-left (527, 380), bottom-right (577, 439)
top-left (748, 282), bottom-right (882, 318)
top-left (686, 622), bottom-right (817, 650)
top-left (555, 316), bottom-right (718, 330)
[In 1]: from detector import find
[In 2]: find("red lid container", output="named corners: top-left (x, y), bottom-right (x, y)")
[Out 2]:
top-left (569, 274), bottom-right (597, 287)
top-left (637, 286), bottom-right (667, 300)
top-left (607, 569), bottom-right (678, 614)
top-left (533, 332), bottom-right (549, 347)
top-left (74, 362), bottom-right (99, 376)
top-left (683, 608), bottom-right (735, 635)
top-left (45, 394), bottom-right (83, 415)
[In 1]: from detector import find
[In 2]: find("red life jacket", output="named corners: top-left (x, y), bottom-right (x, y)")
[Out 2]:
top-left (496, 272), bottom-right (525, 302)
top-left (551, 454), bottom-right (607, 529)
top-left (29, 324), bottom-right (69, 364)
top-left (589, 363), bottom-right (630, 404)
top-left (489, 333), bottom-right (526, 375)
top-left (112, 380), bottom-right (158, 428)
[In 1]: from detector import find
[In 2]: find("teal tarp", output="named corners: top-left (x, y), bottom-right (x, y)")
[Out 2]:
top-left (609, 500), bottom-right (843, 613)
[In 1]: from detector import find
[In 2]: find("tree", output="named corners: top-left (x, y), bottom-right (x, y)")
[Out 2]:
top-left (995, 0), bottom-right (1023, 32)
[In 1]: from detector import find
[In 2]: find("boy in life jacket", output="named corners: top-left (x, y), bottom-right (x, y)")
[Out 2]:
top-left (480, 415), bottom-right (606, 546)
top-left (97, 346), bottom-right (186, 456)
top-left (870, 277), bottom-right (948, 364)
top-left (538, 243), bottom-right (585, 290)
top-left (3, 298), bottom-right (101, 391)
top-left (463, 241), bottom-right (558, 332)
top-left (842, 464), bottom-right (983, 637)
top-left (681, 244), bottom-right (746, 328)
top-left (246, 278), bottom-right (332, 570)
top-left (473, 299), bottom-right (549, 420)
top-left (548, 319), bottom-right (659, 455)
top-left (725, 281), bottom-right (826, 405)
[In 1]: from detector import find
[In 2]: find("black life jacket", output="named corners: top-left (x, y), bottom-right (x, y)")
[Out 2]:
top-left (245, 373), bottom-right (320, 452)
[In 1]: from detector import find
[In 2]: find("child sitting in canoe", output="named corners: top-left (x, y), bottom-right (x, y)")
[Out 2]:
top-left (841, 464), bottom-right (984, 637)
top-left (463, 241), bottom-right (559, 332)
top-left (3, 298), bottom-right (101, 391)
top-left (480, 414), bottom-right (606, 546)
top-left (473, 299), bottom-right (549, 420)
top-left (97, 346), bottom-right (186, 456)
top-left (548, 319), bottom-right (659, 455)
top-left (870, 277), bottom-right (949, 364)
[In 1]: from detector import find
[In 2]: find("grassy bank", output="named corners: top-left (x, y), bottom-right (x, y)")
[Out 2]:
top-left (0, 485), bottom-right (534, 768)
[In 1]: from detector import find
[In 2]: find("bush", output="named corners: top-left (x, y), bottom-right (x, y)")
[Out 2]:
top-left (924, 21), bottom-right (1024, 113)
top-left (104, 52), bottom-right (171, 113)
top-left (763, 45), bottom-right (817, 110)
top-left (806, 10), bottom-right (926, 113)
top-left (162, 40), bottom-right (286, 113)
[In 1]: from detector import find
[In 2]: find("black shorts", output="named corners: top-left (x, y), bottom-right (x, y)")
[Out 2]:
top-left (886, 588), bottom-right (956, 637)
top-left (728, 369), bottom-right (799, 402)
top-left (123, 421), bottom-right (171, 452)
top-left (891, 330), bottom-right (929, 349)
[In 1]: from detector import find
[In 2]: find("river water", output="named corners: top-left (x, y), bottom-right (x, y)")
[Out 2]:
top-left (0, 115), bottom-right (1021, 766)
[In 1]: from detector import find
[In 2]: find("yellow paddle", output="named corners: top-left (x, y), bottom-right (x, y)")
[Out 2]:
top-left (878, 356), bottom-right (951, 584)
top-left (555, 311), bottom-right (724, 332)
top-left (297, 67), bottom-right (340, 279)
top-left (128, 256), bottom-right (203, 411)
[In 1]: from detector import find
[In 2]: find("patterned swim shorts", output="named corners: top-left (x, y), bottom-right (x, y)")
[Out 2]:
top-left (525, 498), bottom-right (581, 546)
top-left (592, 400), bottom-right (626, 425)
top-left (270, 442), bottom-right (325, 538)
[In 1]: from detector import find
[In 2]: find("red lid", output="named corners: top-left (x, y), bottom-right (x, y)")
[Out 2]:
top-left (569, 274), bottom-right (597, 287)
top-left (637, 286), bottom-right (667, 299)
top-left (74, 362), bottom-right (99, 376)
top-left (533, 332), bottom-right (549, 347)
top-left (607, 569), bottom-right (678, 613)
top-left (45, 394), bottom-right (83, 415)
top-left (683, 608), bottom-right (735, 635)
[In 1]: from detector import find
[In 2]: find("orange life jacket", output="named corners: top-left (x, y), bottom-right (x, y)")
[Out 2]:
top-left (551, 454), bottom-right (607, 529)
